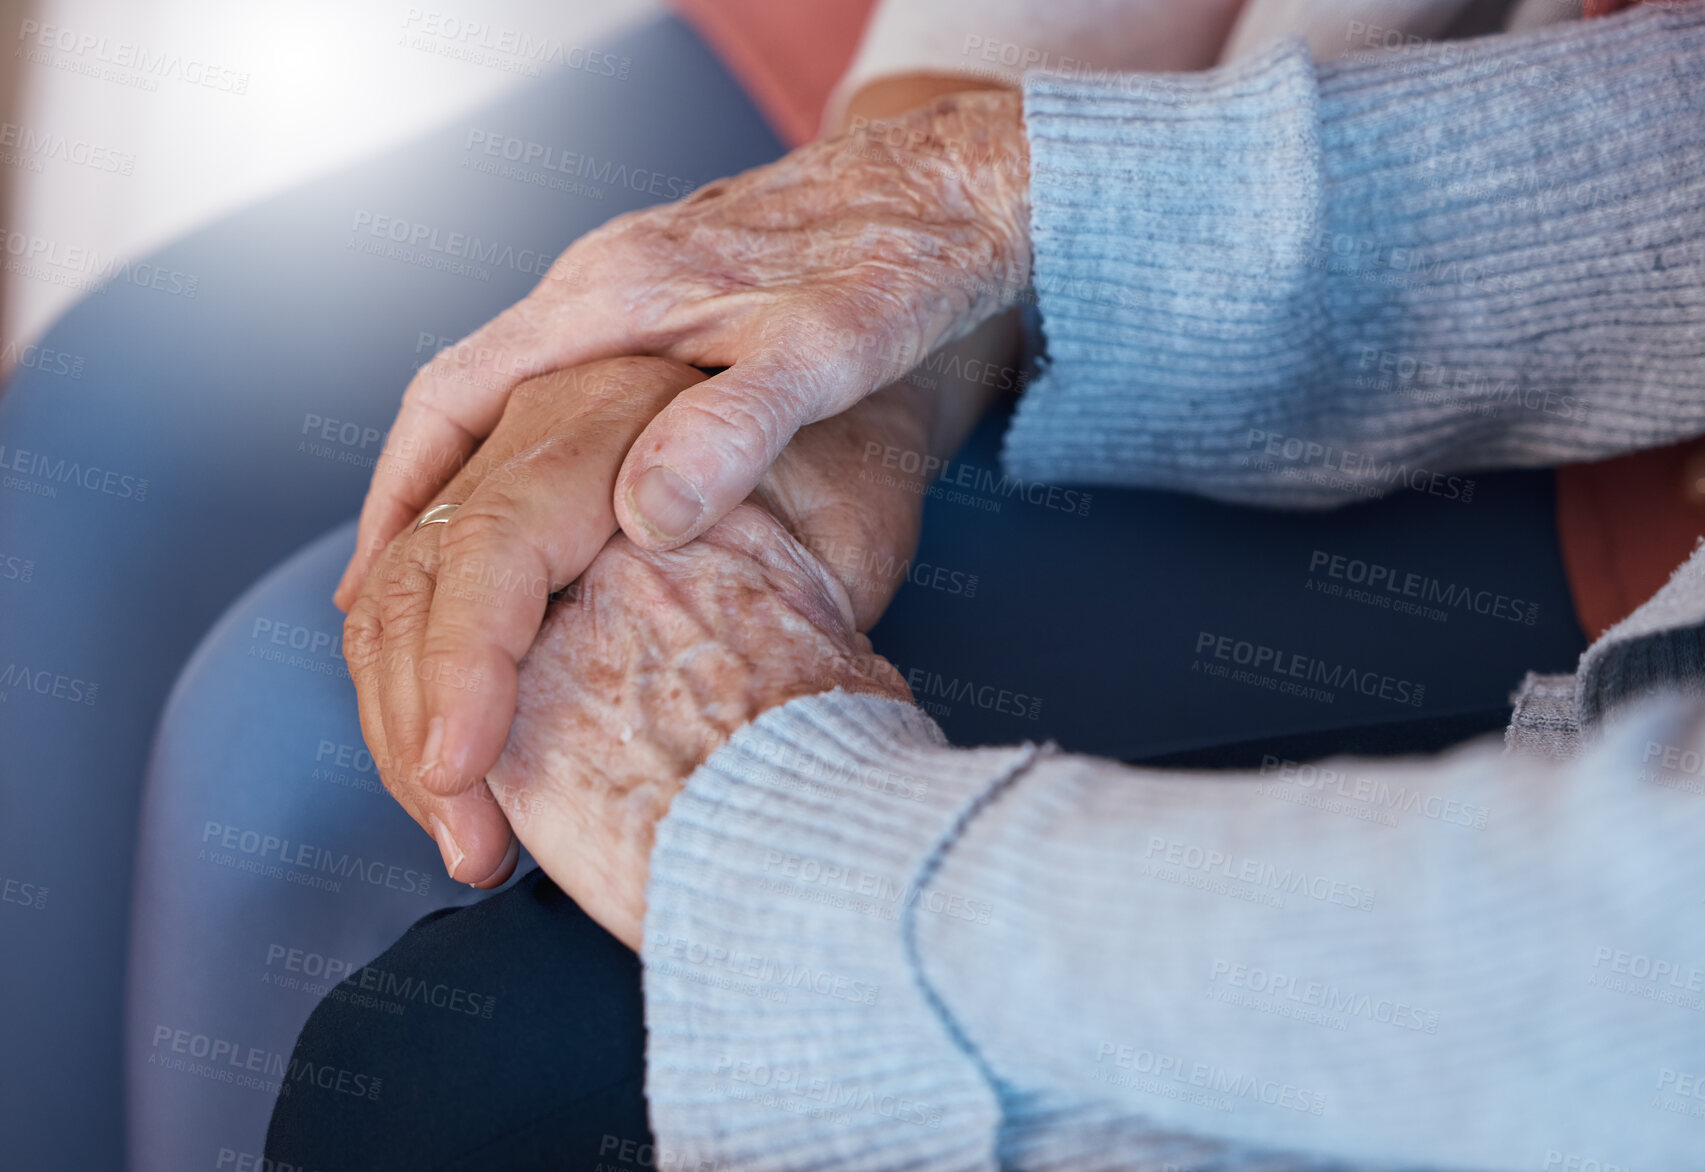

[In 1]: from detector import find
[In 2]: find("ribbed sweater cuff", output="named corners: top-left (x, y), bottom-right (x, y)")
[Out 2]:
top-left (640, 690), bottom-right (1038, 1172)
top-left (1006, 6), bottom-right (1705, 503)
top-left (1007, 41), bottom-right (1327, 492)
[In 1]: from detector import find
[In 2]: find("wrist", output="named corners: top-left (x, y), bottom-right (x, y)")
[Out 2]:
top-left (838, 87), bottom-right (1031, 325)
top-left (923, 88), bottom-right (1032, 317)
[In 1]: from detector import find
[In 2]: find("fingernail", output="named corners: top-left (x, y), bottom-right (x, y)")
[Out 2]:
top-left (630, 465), bottom-right (703, 540)
top-left (428, 814), bottom-right (465, 879)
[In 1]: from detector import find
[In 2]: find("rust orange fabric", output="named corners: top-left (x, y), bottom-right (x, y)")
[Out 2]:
top-left (1553, 0), bottom-right (1694, 638)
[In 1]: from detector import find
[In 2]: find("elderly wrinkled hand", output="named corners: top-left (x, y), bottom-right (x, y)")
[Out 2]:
top-left (333, 88), bottom-right (1026, 598)
top-left (484, 500), bottom-right (912, 949)
top-left (342, 358), bottom-right (706, 886)
top-left (346, 353), bottom-right (936, 886)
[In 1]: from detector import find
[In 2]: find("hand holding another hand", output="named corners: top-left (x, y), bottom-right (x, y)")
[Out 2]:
top-left (334, 89), bottom-right (1027, 600)
top-left (487, 500), bottom-right (913, 950)
top-left (342, 358), bottom-right (708, 887)
top-left (337, 79), bottom-right (1025, 861)
top-left (348, 353), bottom-right (940, 893)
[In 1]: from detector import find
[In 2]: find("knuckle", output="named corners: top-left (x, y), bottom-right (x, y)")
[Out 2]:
top-left (618, 354), bottom-right (702, 383)
top-left (484, 298), bottom-right (545, 345)
top-left (438, 501), bottom-right (521, 556)
top-left (377, 550), bottom-right (438, 626)
top-left (342, 601), bottom-right (383, 670)
top-left (512, 436), bottom-right (589, 489)
top-left (400, 536), bottom-right (440, 579)
top-left (577, 355), bottom-right (702, 399)
top-left (680, 390), bottom-right (793, 468)
top-left (433, 507), bottom-right (552, 628)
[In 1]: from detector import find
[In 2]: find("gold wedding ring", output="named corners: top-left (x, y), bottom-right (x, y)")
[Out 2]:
top-left (413, 502), bottom-right (459, 533)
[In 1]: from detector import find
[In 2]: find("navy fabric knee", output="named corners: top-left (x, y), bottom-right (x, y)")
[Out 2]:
top-left (868, 398), bottom-right (1588, 764)
top-left (264, 869), bottom-right (649, 1172)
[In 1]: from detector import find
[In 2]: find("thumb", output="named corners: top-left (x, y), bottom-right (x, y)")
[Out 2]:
top-left (615, 359), bottom-right (848, 549)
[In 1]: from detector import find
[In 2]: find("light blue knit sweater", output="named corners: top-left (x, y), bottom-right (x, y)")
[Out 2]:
top-left (642, 6), bottom-right (1705, 1169)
